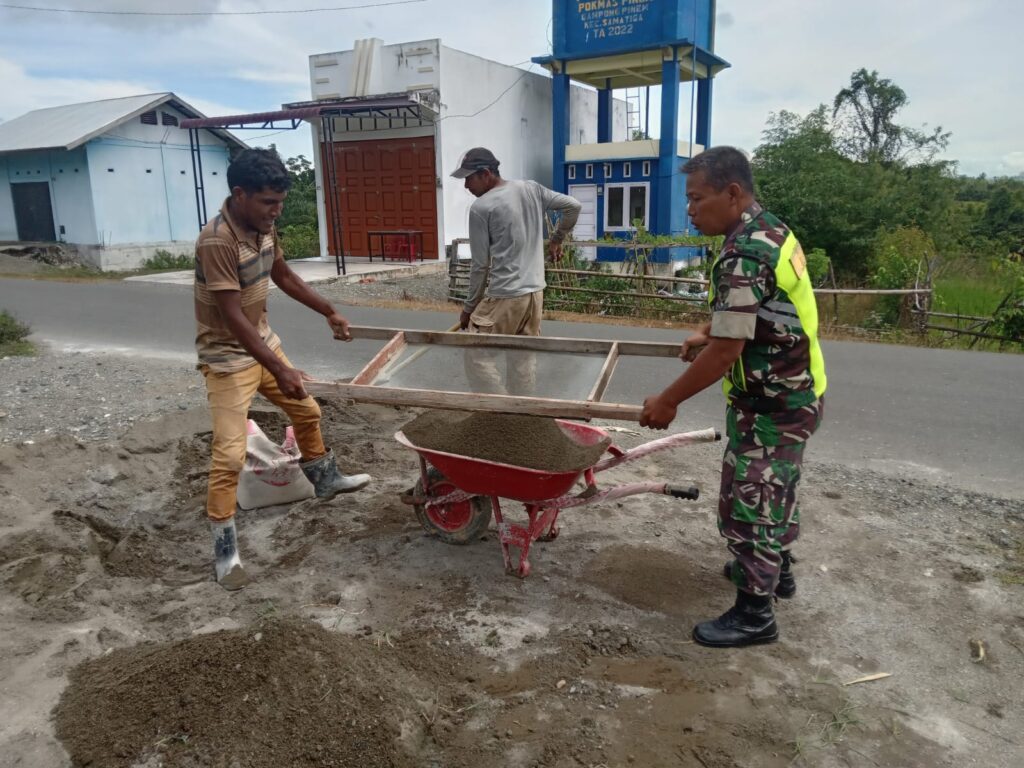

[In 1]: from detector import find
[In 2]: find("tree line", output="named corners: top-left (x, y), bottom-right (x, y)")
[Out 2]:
top-left (753, 68), bottom-right (1023, 279)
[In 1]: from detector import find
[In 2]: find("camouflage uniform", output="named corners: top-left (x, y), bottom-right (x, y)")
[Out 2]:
top-left (710, 202), bottom-right (826, 597)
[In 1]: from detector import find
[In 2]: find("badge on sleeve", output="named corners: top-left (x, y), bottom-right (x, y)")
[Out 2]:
top-left (791, 243), bottom-right (807, 279)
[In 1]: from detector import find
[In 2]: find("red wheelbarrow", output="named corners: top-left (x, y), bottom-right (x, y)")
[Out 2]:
top-left (397, 420), bottom-right (720, 578)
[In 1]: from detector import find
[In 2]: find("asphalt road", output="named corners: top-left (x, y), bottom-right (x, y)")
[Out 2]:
top-left (1, 277), bottom-right (1021, 498)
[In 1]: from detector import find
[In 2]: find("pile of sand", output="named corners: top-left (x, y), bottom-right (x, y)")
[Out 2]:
top-left (54, 619), bottom-right (412, 768)
top-left (402, 411), bottom-right (610, 472)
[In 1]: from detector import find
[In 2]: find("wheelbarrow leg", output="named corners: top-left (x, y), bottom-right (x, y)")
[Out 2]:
top-left (515, 504), bottom-right (544, 578)
top-left (494, 502), bottom-right (563, 578)
top-left (491, 497), bottom-right (515, 574)
top-left (538, 508), bottom-right (562, 542)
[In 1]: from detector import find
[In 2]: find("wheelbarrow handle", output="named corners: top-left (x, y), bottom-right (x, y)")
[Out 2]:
top-left (665, 485), bottom-right (700, 501)
top-left (593, 427), bottom-right (720, 474)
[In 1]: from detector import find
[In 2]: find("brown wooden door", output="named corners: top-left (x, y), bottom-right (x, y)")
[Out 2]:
top-left (322, 136), bottom-right (438, 259)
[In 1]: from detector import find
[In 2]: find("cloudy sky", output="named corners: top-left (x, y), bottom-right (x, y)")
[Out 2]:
top-left (0, 0), bottom-right (1020, 177)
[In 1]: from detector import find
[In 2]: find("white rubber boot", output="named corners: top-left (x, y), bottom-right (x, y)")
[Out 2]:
top-left (210, 518), bottom-right (249, 590)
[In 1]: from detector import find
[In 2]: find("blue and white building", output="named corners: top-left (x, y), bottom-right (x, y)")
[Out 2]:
top-left (0, 93), bottom-right (246, 270)
top-left (534, 0), bottom-right (729, 266)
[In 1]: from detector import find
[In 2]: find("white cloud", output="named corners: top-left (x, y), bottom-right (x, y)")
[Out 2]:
top-left (232, 69), bottom-right (311, 87)
top-left (0, 57), bottom-right (158, 120)
top-left (1001, 152), bottom-right (1024, 174)
top-left (0, 0), bottom-right (1019, 175)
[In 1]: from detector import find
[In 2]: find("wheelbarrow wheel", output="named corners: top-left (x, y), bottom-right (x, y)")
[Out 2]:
top-left (413, 468), bottom-right (493, 545)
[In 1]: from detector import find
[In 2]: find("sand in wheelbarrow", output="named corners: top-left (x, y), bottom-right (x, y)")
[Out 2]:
top-left (403, 410), bottom-right (611, 472)
top-left (53, 618), bottom-right (413, 768)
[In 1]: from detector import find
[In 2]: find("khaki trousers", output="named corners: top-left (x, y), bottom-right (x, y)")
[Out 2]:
top-left (201, 348), bottom-right (325, 521)
top-left (464, 291), bottom-right (542, 395)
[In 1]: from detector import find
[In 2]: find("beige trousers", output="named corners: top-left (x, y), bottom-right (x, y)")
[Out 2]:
top-left (464, 291), bottom-right (543, 396)
top-left (201, 349), bottom-right (325, 521)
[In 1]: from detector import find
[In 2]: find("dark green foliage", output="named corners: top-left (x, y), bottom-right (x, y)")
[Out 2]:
top-left (869, 227), bottom-right (936, 324)
top-left (276, 154), bottom-right (320, 260)
top-left (752, 68), bottom-right (1022, 288)
top-left (143, 250), bottom-right (194, 270)
top-left (805, 248), bottom-right (831, 286)
top-left (832, 68), bottom-right (950, 165)
top-left (991, 257), bottom-right (1024, 341)
top-left (278, 224), bottom-right (320, 260)
top-left (0, 309), bottom-right (33, 356)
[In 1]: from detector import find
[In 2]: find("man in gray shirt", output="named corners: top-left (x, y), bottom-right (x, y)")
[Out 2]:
top-left (451, 148), bottom-right (581, 393)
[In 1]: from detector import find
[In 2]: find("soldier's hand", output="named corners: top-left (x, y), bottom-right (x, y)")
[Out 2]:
top-left (681, 329), bottom-right (710, 362)
top-left (547, 241), bottom-right (564, 263)
top-left (459, 310), bottom-right (473, 330)
top-left (639, 394), bottom-right (677, 430)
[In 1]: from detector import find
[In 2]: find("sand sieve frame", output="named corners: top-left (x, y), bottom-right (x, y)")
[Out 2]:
top-left (305, 326), bottom-right (687, 422)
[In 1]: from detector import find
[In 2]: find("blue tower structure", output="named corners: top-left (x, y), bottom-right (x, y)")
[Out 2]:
top-left (533, 0), bottom-right (729, 266)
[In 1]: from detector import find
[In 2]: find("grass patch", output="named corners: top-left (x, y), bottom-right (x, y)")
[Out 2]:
top-left (998, 542), bottom-right (1024, 586)
top-left (933, 273), bottom-right (1006, 317)
top-left (0, 309), bottom-right (34, 356)
top-left (0, 261), bottom-right (195, 282)
top-left (142, 249), bottom-right (194, 271)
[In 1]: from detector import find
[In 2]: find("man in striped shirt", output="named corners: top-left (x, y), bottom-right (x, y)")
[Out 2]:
top-left (195, 148), bottom-right (370, 590)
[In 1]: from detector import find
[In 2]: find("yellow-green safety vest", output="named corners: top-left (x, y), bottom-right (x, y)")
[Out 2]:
top-left (708, 232), bottom-right (827, 401)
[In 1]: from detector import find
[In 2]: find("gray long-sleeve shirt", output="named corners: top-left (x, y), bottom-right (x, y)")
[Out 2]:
top-left (464, 179), bottom-right (581, 312)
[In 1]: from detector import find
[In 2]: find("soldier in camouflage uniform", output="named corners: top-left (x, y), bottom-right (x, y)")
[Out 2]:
top-left (640, 146), bottom-right (826, 648)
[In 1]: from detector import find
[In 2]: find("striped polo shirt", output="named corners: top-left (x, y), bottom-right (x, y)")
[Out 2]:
top-left (194, 199), bottom-right (283, 372)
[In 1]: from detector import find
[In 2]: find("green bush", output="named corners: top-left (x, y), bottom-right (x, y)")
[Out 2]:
top-left (0, 309), bottom-right (33, 356)
top-left (991, 256), bottom-right (1024, 342)
top-left (869, 226), bottom-right (935, 325)
top-left (279, 224), bottom-right (321, 261)
top-left (805, 247), bottom-right (831, 285)
top-left (143, 249), bottom-right (194, 270)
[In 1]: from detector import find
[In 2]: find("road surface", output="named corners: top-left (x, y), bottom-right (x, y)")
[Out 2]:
top-left (1, 278), bottom-right (1020, 498)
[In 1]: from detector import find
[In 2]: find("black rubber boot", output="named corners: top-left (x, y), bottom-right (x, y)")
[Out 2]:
top-left (692, 590), bottom-right (779, 648)
top-left (777, 550), bottom-right (796, 598)
top-left (722, 550), bottom-right (796, 599)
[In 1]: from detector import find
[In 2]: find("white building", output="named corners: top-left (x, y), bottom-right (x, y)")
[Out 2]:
top-left (306, 39), bottom-right (625, 261)
top-left (0, 93), bottom-right (246, 270)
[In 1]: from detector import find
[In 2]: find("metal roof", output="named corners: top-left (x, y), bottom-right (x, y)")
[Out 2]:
top-left (180, 93), bottom-right (439, 130)
top-left (0, 92), bottom-right (247, 154)
top-left (533, 46), bottom-right (730, 90)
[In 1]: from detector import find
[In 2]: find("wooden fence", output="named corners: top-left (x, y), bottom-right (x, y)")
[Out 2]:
top-left (447, 248), bottom-right (938, 328)
top-left (445, 238), bottom-right (1022, 346)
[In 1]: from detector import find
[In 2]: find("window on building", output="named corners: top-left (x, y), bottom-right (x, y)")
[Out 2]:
top-left (161, 112), bottom-right (179, 126)
top-left (140, 111), bottom-right (158, 125)
top-left (585, 163), bottom-right (594, 179)
top-left (603, 163), bottom-right (612, 178)
top-left (604, 182), bottom-right (650, 231)
top-left (568, 165), bottom-right (577, 180)
top-left (623, 161), bottom-right (632, 178)
top-left (642, 160), bottom-right (651, 177)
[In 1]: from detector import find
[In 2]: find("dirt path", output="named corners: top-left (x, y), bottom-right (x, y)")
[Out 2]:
top-left (0, 352), bottom-right (1022, 767)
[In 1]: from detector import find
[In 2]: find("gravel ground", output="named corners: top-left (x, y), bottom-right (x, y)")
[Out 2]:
top-left (319, 272), bottom-right (453, 306)
top-left (4, 343), bottom-right (1021, 520)
top-left (0, 270), bottom-right (457, 445)
top-left (0, 349), bottom-right (205, 445)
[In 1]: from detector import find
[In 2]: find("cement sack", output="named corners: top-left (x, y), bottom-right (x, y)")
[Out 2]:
top-left (236, 419), bottom-right (315, 510)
